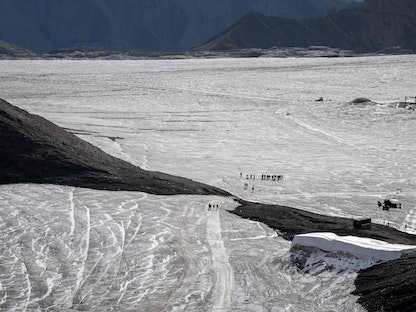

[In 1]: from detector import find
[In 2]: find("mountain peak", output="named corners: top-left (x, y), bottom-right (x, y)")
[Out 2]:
top-left (197, 0), bottom-right (416, 53)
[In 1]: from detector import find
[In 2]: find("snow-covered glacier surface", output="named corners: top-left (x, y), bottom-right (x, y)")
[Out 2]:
top-left (0, 184), bottom-right (361, 311)
top-left (1, 55), bottom-right (416, 310)
top-left (291, 232), bottom-right (416, 269)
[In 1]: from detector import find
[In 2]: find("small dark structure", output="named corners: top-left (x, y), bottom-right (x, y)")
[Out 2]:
top-left (396, 97), bottom-right (416, 110)
top-left (351, 98), bottom-right (372, 104)
top-left (378, 199), bottom-right (402, 211)
top-left (353, 218), bottom-right (372, 229)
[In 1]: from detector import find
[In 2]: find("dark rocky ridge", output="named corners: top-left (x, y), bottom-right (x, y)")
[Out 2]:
top-left (1, 97), bottom-right (416, 311)
top-left (197, 0), bottom-right (416, 53)
top-left (0, 98), bottom-right (229, 196)
top-left (353, 254), bottom-right (416, 312)
top-left (232, 200), bottom-right (416, 245)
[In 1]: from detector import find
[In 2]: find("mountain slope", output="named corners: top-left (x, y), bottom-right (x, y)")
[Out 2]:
top-left (197, 0), bottom-right (416, 52)
top-left (195, 10), bottom-right (367, 51)
top-left (0, 98), bottom-right (230, 196)
top-left (0, 0), bottom-right (361, 53)
top-left (0, 40), bottom-right (36, 57)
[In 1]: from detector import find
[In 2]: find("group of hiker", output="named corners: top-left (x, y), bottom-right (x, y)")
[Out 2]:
top-left (241, 173), bottom-right (256, 180)
top-left (207, 203), bottom-right (219, 211)
top-left (243, 183), bottom-right (255, 193)
top-left (239, 172), bottom-right (284, 193)
top-left (261, 174), bottom-right (283, 181)
top-left (240, 172), bottom-right (283, 182)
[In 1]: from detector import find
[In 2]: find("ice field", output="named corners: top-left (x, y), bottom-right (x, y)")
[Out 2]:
top-left (1, 55), bottom-right (416, 310)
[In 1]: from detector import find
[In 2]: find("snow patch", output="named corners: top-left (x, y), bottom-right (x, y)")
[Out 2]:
top-left (291, 232), bottom-right (416, 271)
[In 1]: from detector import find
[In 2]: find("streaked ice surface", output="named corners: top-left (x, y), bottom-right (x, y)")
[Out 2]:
top-left (0, 184), bottom-right (360, 311)
top-left (1, 56), bottom-right (416, 310)
top-left (292, 232), bottom-right (416, 262)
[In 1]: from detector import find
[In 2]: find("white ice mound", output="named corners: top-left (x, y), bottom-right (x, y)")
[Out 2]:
top-left (291, 232), bottom-right (416, 262)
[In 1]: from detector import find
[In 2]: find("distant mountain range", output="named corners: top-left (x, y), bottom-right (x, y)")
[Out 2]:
top-left (197, 0), bottom-right (416, 53)
top-left (0, 0), bottom-right (361, 53)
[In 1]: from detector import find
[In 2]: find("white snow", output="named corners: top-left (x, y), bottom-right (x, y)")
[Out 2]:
top-left (206, 198), bottom-right (233, 311)
top-left (292, 232), bottom-right (416, 262)
top-left (2, 55), bottom-right (416, 311)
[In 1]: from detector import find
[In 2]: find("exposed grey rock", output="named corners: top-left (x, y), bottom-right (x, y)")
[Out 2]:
top-left (353, 254), bottom-right (416, 312)
top-left (351, 98), bottom-right (373, 104)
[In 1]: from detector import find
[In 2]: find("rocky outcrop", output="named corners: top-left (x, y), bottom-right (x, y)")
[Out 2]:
top-left (0, 98), bottom-right (230, 196)
top-left (197, 0), bottom-right (416, 53)
top-left (231, 200), bottom-right (416, 245)
top-left (353, 254), bottom-right (416, 312)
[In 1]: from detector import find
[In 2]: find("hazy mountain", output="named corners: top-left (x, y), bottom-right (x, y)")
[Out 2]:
top-left (0, 40), bottom-right (36, 57)
top-left (0, 0), bottom-right (361, 53)
top-left (196, 0), bottom-right (416, 53)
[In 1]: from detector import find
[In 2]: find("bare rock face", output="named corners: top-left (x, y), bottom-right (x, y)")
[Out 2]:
top-left (353, 254), bottom-right (416, 312)
top-left (359, 0), bottom-right (416, 51)
top-left (0, 98), bottom-right (230, 196)
top-left (364, 0), bottom-right (416, 18)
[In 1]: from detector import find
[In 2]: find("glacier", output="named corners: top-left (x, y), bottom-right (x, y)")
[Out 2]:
top-left (1, 55), bottom-right (416, 310)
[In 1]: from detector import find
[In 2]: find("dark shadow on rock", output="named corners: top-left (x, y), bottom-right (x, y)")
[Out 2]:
top-left (0, 98), bottom-right (230, 196)
top-left (353, 254), bottom-right (416, 312)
